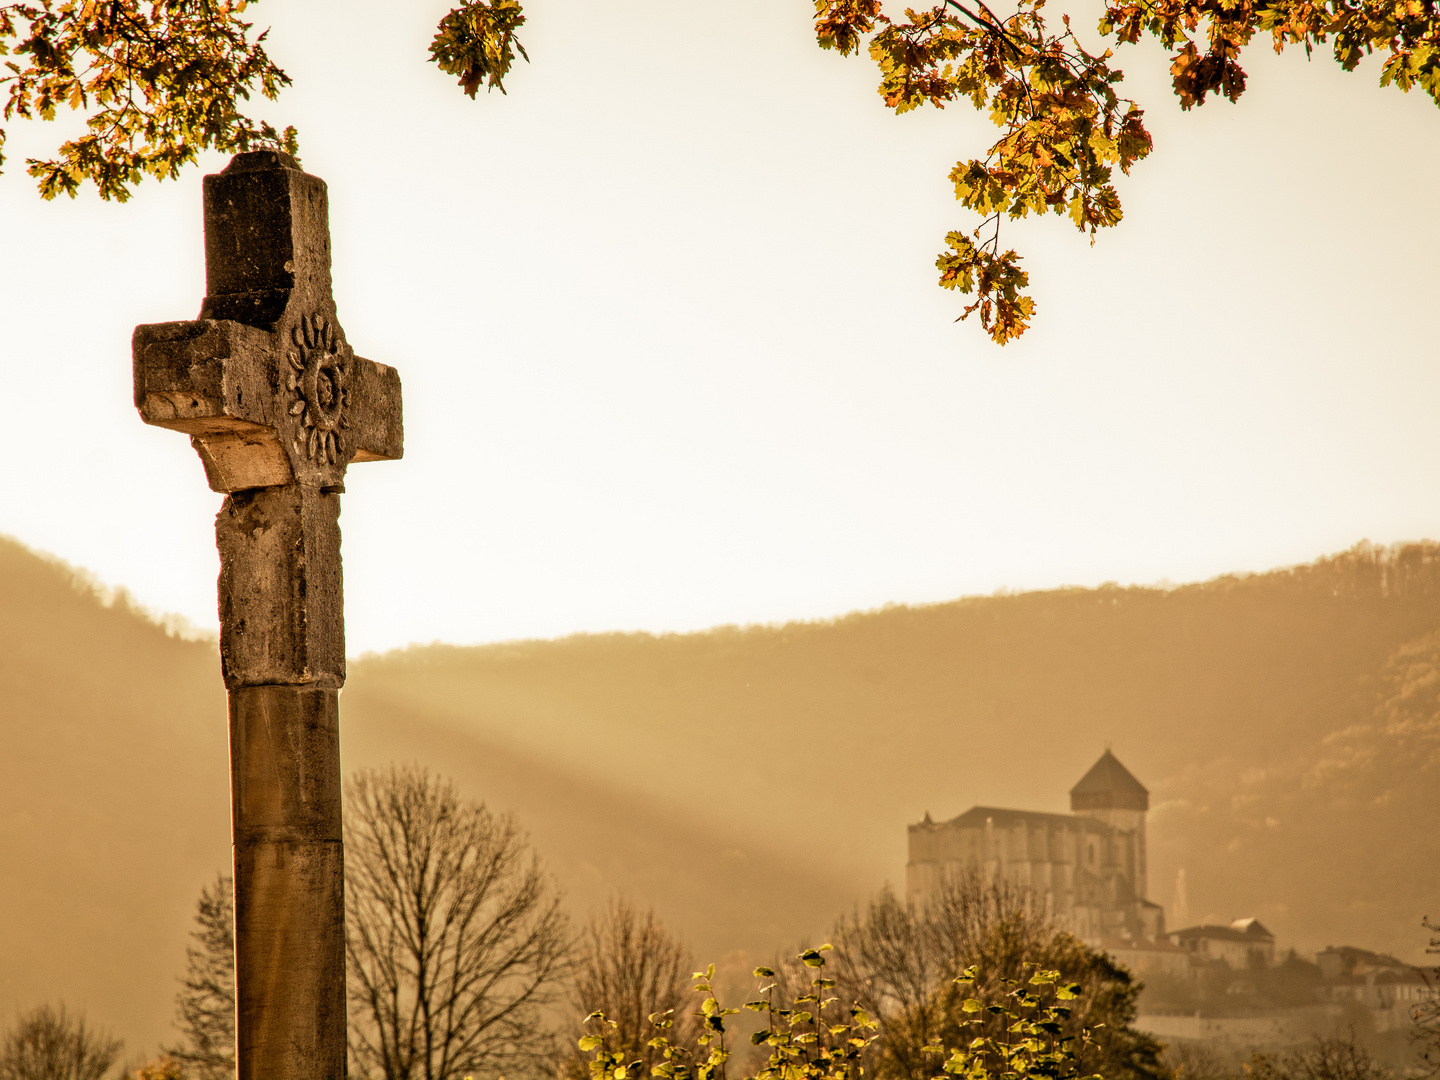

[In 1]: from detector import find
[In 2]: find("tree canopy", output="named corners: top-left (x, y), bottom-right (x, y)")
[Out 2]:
top-left (2, 0), bottom-right (1435, 342)
top-left (830, 872), bottom-right (1166, 1080)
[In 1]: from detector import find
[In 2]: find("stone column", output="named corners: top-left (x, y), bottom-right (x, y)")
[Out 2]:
top-left (221, 484), bottom-right (346, 1079)
top-left (132, 150), bottom-right (404, 1080)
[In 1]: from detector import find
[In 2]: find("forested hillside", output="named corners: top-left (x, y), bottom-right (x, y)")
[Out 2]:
top-left (1, 535), bottom-right (1434, 1056)
top-left (348, 541), bottom-right (1440, 960)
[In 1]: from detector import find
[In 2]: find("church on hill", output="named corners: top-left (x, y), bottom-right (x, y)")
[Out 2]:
top-left (906, 750), bottom-right (1167, 947)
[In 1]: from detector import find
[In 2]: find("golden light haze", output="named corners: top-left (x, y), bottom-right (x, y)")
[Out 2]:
top-left (1, 537), bottom-right (1433, 1058)
top-left (1, 0), bottom-right (1439, 652)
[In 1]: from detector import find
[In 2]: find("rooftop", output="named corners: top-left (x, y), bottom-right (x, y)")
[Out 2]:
top-left (1171, 920), bottom-right (1275, 943)
top-left (1070, 750), bottom-right (1149, 812)
top-left (938, 805), bottom-right (1114, 832)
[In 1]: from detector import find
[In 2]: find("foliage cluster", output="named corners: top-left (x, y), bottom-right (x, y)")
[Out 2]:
top-left (577, 946), bottom-right (882, 1080)
top-left (818, 0), bottom-right (1152, 344)
top-left (578, 946), bottom-right (1101, 1080)
top-left (573, 866), bottom-right (1165, 1080)
top-left (0, 0), bottom-right (295, 199)
top-left (0, 0), bottom-right (1434, 342)
top-left (831, 871), bottom-right (1166, 1080)
top-left (812, 0), bottom-right (1439, 341)
top-left (4, 0), bottom-right (1437, 339)
top-left (429, 0), bottom-right (527, 99)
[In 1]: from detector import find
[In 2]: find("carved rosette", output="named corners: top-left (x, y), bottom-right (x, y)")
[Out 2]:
top-left (284, 312), bottom-right (351, 471)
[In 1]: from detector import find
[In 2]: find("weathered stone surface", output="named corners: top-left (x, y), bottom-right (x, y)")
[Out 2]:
top-left (132, 318), bottom-right (403, 493)
top-left (228, 635), bottom-right (345, 1080)
top-left (234, 843), bottom-right (345, 1080)
top-left (199, 151), bottom-right (332, 331)
top-left (132, 151), bottom-right (403, 1080)
top-left (216, 484), bottom-right (344, 690)
top-left (133, 319), bottom-right (294, 490)
top-left (132, 152), bottom-right (403, 494)
top-left (229, 684), bottom-right (342, 844)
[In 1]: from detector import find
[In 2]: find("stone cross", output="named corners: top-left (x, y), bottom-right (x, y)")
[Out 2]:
top-left (132, 151), bottom-right (402, 1080)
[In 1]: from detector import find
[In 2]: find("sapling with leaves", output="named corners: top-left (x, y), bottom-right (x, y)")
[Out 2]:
top-left (921, 965), bottom-right (1099, 1080)
top-left (577, 963), bottom-right (741, 1080)
top-left (743, 946), bottom-right (879, 1080)
top-left (578, 947), bottom-right (1103, 1080)
top-left (578, 948), bottom-right (880, 1080)
top-left (566, 899), bottom-right (699, 1080)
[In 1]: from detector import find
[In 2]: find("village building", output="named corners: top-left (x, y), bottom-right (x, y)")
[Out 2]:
top-left (1169, 918), bottom-right (1277, 969)
top-left (1314, 946), bottom-right (1433, 1022)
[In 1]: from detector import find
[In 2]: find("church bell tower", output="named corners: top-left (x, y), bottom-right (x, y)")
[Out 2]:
top-left (1069, 749), bottom-right (1150, 900)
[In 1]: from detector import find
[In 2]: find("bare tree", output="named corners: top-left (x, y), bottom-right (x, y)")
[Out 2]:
top-left (0, 1004), bottom-right (122, 1080)
top-left (1162, 1040), bottom-right (1245, 1080)
top-left (830, 870), bottom-right (1049, 1080)
top-left (345, 765), bottom-right (572, 1080)
top-left (1415, 917), bottom-right (1440, 1074)
top-left (165, 873), bottom-right (236, 1080)
top-left (1247, 1036), bottom-right (1395, 1080)
top-left (566, 899), bottom-right (696, 1080)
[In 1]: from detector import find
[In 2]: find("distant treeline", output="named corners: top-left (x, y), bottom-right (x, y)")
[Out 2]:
top-left (1189, 540), bottom-right (1440, 599)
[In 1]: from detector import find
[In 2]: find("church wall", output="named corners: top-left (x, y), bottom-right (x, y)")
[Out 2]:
top-left (1075, 805), bottom-right (1147, 899)
top-left (909, 821), bottom-right (1142, 940)
top-left (910, 803), bottom-right (1155, 943)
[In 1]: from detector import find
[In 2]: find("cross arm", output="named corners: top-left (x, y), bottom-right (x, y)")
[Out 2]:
top-left (133, 317), bottom-right (402, 493)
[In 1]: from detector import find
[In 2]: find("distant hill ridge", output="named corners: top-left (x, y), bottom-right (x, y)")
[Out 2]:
top-left (346, 537), bottom-right (1440, 964)
top-left (1, 534), bottom-right (1435, 1057)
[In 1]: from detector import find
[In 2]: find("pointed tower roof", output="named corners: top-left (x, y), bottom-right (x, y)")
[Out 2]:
top-left (1069, 750), bottom-right (1149, 812)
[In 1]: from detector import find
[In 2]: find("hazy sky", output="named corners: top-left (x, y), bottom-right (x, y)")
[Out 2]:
top-left (2, 0), bottom-right (1438, 654)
